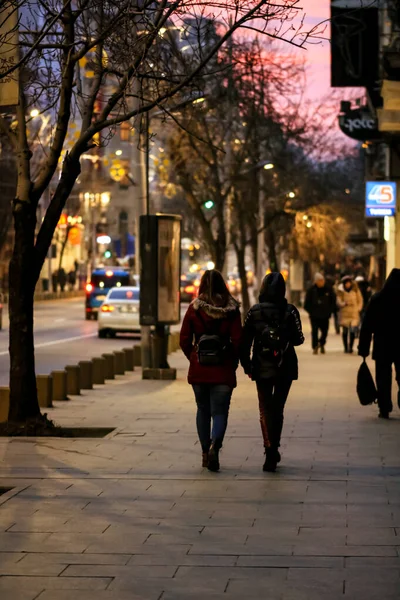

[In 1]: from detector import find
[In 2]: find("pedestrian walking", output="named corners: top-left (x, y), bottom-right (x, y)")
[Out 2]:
top-left (358, 268), bottom-right (400, 419)
top-left (304, 273), bottom-right (336, 354)
top-left (240, 272), bottom-right (304, 472)
top-left (337, 276), bottom-right (363, 354)
top-left (180, 269), bottom-right (242, 472)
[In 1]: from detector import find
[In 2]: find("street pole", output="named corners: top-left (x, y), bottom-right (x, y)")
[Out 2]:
top-left (140, 109), bottom-right (152, 368)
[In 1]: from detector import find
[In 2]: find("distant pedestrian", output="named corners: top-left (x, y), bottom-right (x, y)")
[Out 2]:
top-left (337, 275), bottom-right (363, 354)
top-left (304, 273), bottom-right (336, 354)
top-left (358, 268), bottom-right (400, 419)
top-left (58, 268), bottom-right (67, 292)
top-left (68, 270), bottom-right (76, 290)
top-left (240, 273), bottom-right (304, 472)
top-left (180, 269), bottom-right (242, 472)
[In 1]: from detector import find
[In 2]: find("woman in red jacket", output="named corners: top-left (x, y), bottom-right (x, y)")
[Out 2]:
top-left (180, 270), bottom-right (242, 472)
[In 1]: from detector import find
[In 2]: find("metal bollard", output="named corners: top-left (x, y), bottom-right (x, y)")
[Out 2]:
top-left (113, 351), bottom-right (125, 375)
top-left (92, 357), bottom-right (106, 385)
top-left (123, 347), bottom-right (135, 371)
top-left (78, 361), bottom-right (93, 390)
top-left (133, 345), bottom-right (141, 367)
top-left (37, 375), bottom-right (53, 408)
top-left (51, 370), bottom-right (68, 401)
top-left (65, 365), bottom-right (80, 395)
top-left (102, 353), bottom-right (115, 380)
top-left (0, 387), bottom-right (10, 422)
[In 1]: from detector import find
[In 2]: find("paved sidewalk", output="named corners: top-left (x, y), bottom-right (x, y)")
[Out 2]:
top-left (0, 334), bottom-right (400, 600)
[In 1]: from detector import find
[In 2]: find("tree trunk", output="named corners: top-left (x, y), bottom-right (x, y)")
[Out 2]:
top-left (236, 245), bottom-right (250, 316)
top-left (267, 228), bottom-right (279, 272)
top-left (8, 199), bottom-right (40, 422)
top-left (58, 225), bottom-right (71, 272)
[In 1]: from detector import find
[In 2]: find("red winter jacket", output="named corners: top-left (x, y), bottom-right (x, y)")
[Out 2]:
top-left (180, 297), bottom-right (242, 388)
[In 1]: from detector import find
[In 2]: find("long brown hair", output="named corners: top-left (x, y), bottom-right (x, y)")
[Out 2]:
top-left (198, 269), bottom-right (233, 307)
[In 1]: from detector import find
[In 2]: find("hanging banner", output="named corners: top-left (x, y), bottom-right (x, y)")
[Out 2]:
top-left (0, 2), bottom-right (19, 107)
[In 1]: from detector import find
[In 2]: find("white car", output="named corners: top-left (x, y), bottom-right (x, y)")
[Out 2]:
top-left (98, 286), bottom-right (140, 338)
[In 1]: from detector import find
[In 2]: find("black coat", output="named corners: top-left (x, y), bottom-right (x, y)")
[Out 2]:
top-left (358, 269), bottom-right (400, 361)
top-left (241, 301), bottom-right (304, 381)
top-left (304, 285), bottom-right (336, 320)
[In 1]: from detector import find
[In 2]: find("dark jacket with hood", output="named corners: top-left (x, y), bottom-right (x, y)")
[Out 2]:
top-left (358, 268), bottom-right (400, 361)
top-left (240, 273), bottom-right (304, 380)
top-left (180, 296), bottom-right (242, 388)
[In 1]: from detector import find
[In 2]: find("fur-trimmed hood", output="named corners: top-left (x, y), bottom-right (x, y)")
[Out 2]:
top-left (192, 296), bottom-right (240, 319)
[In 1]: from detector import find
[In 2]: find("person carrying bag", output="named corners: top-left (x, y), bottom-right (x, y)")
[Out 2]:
top-left (240, 272), bottom-right (304, 472)
top-left (180, 269), bottom-right (242, 472)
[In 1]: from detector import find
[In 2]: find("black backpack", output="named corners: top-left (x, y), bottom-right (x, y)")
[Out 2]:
top-left (258, 310), bottom-right (289, 367)
top-left (196, 312), bottom-right (227, 366)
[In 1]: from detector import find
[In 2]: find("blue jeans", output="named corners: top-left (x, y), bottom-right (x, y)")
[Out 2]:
top-left (192, 384), bottom-right (232, 452)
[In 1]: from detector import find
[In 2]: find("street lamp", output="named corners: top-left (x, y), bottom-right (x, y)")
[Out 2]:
top-left (263, 162), bottom-right (274, 170)
top-left (30, 108), bottom-right (40, 118)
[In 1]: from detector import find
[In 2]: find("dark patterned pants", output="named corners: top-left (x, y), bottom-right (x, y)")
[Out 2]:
top-left (256, 379), bottom-right (292, 449)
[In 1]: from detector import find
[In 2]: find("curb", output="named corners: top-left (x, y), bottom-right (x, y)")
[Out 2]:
top-left (0, 335), bottom-right (181, 422)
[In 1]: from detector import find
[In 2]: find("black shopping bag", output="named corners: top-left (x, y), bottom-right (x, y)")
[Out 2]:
top-left (357, 359), bottom-right (377, 406)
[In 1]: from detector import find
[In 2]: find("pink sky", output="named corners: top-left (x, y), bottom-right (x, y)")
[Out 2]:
top-left (298, 0), bottom-right (332, 100)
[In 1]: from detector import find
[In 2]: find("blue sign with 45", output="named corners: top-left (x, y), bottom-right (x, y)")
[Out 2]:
top-left (366, 181), bottom-right (396, 217)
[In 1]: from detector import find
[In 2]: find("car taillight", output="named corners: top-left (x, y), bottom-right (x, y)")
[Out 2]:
top-left (86, 283), bottom-right (93, 293)
top-left (101, 304), bottom-right (115, 312)
top-left (185, 285), bottom-right (195, 294)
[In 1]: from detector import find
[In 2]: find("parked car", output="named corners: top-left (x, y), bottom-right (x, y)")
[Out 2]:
top-left (85, 268), bottom-right (131, 320)
top-left (180, 273), bottom-right (200, 303)
top-left (98, 286), bottom-right (140, 337)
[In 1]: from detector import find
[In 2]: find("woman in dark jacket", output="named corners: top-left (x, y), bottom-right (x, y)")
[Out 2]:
top-left (240, 272), bottom-right (304, 472)
top-left (180, 270), bottom-right (242, 472)
top-left (358, 268), bottom-right (400, 419)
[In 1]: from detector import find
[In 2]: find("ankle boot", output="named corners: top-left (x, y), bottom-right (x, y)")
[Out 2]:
top-left (207, 441), bottom-right (221, 472)
top-left (202, 452), bottom-right (209, 468)
top-left (263, 447), bottom-right (278, 472)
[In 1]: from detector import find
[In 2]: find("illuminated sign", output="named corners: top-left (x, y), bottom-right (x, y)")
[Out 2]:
top-left (365, 181), bottom-right (396, 217)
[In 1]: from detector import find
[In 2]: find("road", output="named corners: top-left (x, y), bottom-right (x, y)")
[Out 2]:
top-left (0, 298), bottom-right (144, 386)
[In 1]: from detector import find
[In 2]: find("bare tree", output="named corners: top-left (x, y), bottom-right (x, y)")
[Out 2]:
top-left (0, 1), bottom-right (323, 425)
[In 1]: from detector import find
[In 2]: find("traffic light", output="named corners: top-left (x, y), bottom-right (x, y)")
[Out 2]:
top-left (204, 200), bottom-right (214, 210)
top-left (104, 250), bottom-right (112, 259)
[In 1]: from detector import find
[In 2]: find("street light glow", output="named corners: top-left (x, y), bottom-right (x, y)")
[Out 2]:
top-left (263, 163), bottom-right (274, 170)
top-left (115, 149), bottom-right (122, 156)
top-left (288, 191), bottom-right (295, 198)
top-left (30, 109), bottom-right (40, 118)
top-left (192, 97), bottom-right (205, 104)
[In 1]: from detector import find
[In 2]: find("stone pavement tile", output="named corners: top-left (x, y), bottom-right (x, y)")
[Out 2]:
top-left (344, 567), bottom-right (400, 582)
top-left (108, 575), bottom-right (226, 594)
top-left (37, 592), bottom-right (158, 600)
top-left (287, 567), bottom-right (345, 584)
top-left (17, 553), bottom-right (132, 567)
top-left (85, 542), bottom-right (191, 555)
top-left (0, 576), bottom-right (112, 591)
top-left (297, 527), bottom-right (347, 545)
top-left (189, 542), bottom-right (293, 556)
top-left (0, 532), bottom-right (50, 552)
top-left (300, 505), bottom-right (347, 527)
top-left (304, 482), bottom-right (347, 503)
top-left (0, 590), bottom-right (40, 600)
top-left (344, 580), bottom-right (400, 599)
top-left (237, 555), bottom-right (344, 568)
top-left (0, 552), bottom-right (25, 565)
top-left (174, 565), bottom-right (288, 582)
top-left (346, 527), bottom-right (397, 545)
top-left (61, 564), bottom-right (177, 578)
top-left (127, 553), bottom-right (237, 566)
top-left (0, 560), bottom-right (65, 576)
top-left (226, 578), bottom-right (344, 600)
top-left (292, 544), bottom-right (397, 557)
top-left (345, 556), bottom-right (400, 568)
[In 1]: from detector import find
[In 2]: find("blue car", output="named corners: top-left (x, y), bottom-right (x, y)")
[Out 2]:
top-left (85, 268), bottom-right (132, 320)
